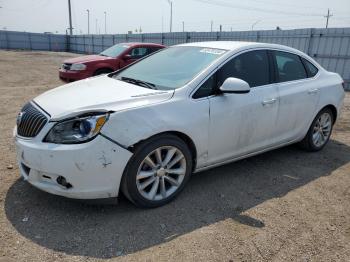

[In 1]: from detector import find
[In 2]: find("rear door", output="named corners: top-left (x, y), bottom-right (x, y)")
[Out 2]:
top-left (271, 50), bottom-right (320, 143)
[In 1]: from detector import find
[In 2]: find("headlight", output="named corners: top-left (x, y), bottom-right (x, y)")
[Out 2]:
top-left (44, 113), bottom-right (109, 144)
top-left (70, 63), bottom-right (87, 71)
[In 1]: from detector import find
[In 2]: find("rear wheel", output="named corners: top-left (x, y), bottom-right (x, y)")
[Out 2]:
top-left (299, 108), bottom-right (334, 151)
top-left (121, 134), bottom-right (192, 208)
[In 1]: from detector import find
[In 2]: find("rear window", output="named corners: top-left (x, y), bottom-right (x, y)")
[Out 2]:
top-left (274, 51), bottom-right (307, 83)
top-left (301, 57), bottom-right (319, 77)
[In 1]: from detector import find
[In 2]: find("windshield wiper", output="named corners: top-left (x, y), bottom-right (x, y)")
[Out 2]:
top-left (99, 53), bottom-right (109, 57)
top-left (120, 77), bottom-right (157, 90)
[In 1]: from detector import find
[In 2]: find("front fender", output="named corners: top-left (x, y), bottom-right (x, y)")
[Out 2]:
top-left (100, 97), bottom-right (210, 169)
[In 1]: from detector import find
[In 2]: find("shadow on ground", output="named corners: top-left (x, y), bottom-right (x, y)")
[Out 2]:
top-left (5, 140), bottom-right (350, 258)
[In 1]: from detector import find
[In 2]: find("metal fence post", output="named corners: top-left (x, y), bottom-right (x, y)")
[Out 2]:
top-left (5, 30), bottom-right (9, 49)
top-left (28, 33), bottom-right (32, 50)
top-left (83, 35), bottom-right (86, 54)
top-left (306, 28), bottom-right (314, 56)
top-left (48, 34), bottom-right (52, 51)
top-left (92, 35), bottom-right (94, 54)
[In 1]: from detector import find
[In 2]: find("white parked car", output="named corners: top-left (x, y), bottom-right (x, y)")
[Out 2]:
top-left (14, 41), bottom-right (345, 207)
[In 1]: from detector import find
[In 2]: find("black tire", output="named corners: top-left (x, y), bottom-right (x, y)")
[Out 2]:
top-left (299, 108), bottom-right (334, 152)
top-left (93, 68), bottom-right (113, 76)
top-left (121, 134), bottom-right (192, 208)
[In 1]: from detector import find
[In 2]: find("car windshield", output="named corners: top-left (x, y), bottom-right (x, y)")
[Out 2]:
top-left (100, 44), bottom-right (129, 57)
top-left (112, 46), bottom-right (227, 90)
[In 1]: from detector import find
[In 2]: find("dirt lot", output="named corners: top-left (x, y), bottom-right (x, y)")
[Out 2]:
top-left (0, 50), bottom-right (349, 262)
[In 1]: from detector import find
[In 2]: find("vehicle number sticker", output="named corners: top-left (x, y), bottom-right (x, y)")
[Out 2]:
top-left (200, 48), bottom-right (225, 55)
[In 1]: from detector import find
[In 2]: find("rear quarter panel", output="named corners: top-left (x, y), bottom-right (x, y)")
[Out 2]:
top-left (316, 71), bottom-right (345, 120)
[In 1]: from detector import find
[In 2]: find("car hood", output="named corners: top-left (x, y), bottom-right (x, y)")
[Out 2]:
top-left (34, 75), bottom-right (174, 121)
top-left (63, 54), bottom-right (114, 64)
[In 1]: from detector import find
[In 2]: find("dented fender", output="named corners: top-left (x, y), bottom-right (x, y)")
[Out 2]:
top-left (101, 92), bottom-right (211, 169)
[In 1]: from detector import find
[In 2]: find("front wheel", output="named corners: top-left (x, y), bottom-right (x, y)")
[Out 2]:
top-left (121, 134), bottom-right (192, 208)
top-left (299, 108), bottom-right (334, 151)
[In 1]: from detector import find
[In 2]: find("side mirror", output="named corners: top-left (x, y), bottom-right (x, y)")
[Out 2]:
top-left (123, 54), bottom-right (133, 60)
top-left (219, 77), bottom-right (250, 94)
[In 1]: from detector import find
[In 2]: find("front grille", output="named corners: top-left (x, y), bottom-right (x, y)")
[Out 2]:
top-left (17, 103), bottom-right (48, 138)
top-left (62, 63), bottom-right (72, 70)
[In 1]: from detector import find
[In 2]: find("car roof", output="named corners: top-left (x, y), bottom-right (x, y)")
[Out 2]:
top-left (119, 42), bottom-right (165, 47)
top-left (177, 41), bottom-right (301, 54)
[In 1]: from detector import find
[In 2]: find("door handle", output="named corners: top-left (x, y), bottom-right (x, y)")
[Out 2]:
top-left (308, 88), bottom-right (319, 94)
top-left (262, 98), bottom-right (277, 106)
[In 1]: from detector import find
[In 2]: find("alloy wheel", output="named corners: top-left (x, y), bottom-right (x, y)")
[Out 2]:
top-left (312, 112), bottom-right (332, 147)
top-left (136, 146), bottom-right (187, 201)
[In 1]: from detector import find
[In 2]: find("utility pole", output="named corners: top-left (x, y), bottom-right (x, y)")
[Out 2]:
top-left (210, 20), bottom-right (213, 32)
top-left (166, 0), bottom-right (173, 33)
top-left (182, 21), bottom-right (185, 32)
top-left (161, 16), bottom-right (164, 33)
top-left (104, 11), bottom-right (107, 34)
top-left (324, 8), bottom-right (333, 28)
top-left (86, 9), bottom-right (90, 34)
top-left (67, 0), bottom-right (73, 35)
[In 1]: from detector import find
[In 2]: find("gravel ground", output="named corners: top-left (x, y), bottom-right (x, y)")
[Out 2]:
top-left (0, 50), bottom-right (349, 262)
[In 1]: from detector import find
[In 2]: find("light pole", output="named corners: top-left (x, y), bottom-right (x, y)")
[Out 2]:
top-left (182, 21), bottom-right (184, 32)
top-left (86, 9), bottom-right (90, 34)
top-left (104, 11), bottom-right (107, 34)
top-left (166, 0), bottom-right (173, 33)
top-left (251, 20), bottom-right (261, 31)
top-left (67, 0), bottom-right (73, 35)
top-left (95, 19), bottom-right (98, 34)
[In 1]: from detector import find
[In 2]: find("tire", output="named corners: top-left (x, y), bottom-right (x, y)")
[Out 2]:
top-left (121, 134), bottom-right (193, 208)
top-left (93, 68), bottom-right (113, 76)
top-left (299, 108), bottom-right (334, 152)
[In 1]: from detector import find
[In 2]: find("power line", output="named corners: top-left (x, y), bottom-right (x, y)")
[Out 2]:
top-left (192, 0), bottom-right (324, 17)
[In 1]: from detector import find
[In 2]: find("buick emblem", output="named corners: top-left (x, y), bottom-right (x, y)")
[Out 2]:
top-left (16, 112), bottom-right (25, 126)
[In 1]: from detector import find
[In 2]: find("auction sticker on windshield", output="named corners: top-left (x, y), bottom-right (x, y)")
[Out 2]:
top-left (199, 48), bottom-right (226, 55)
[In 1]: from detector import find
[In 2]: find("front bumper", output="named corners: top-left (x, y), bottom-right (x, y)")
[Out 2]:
top-left (15, 133), bottom-right (132, 199)
top-left (59, 69), bottom-right (91, 82)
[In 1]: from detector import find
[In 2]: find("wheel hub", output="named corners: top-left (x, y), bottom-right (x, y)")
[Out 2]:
top-left (156, 167), bottom-right (166, 177)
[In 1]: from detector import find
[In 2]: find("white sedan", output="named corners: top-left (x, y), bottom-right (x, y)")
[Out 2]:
top-left (14, 41), bottom-right (345, 207)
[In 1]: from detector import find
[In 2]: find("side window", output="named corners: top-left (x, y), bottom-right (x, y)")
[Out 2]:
top-left (274, 51), bottom-right (307, 82)
top-left (129, 47), bottom-right (148, 59)
top-left (193, 50), bottom-right (270, 99)
top-left (149, 47), bottom-right (162, 54)
top-left (301, 57), bottom-right (318, 77)
top-left (217, 50), bottom-right (270, 88)
top-left (193, 75), bottom-right (216, 99)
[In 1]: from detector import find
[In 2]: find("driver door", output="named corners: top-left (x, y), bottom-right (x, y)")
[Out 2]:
top-left (197, 50), bottom-right (280, 165)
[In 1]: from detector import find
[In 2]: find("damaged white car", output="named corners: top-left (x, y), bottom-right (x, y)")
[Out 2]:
top-left (14, 41), bottom-right (344, 207)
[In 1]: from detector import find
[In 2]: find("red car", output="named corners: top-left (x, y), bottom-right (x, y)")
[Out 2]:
top-left (59, 42), bottom-right (165, 82)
